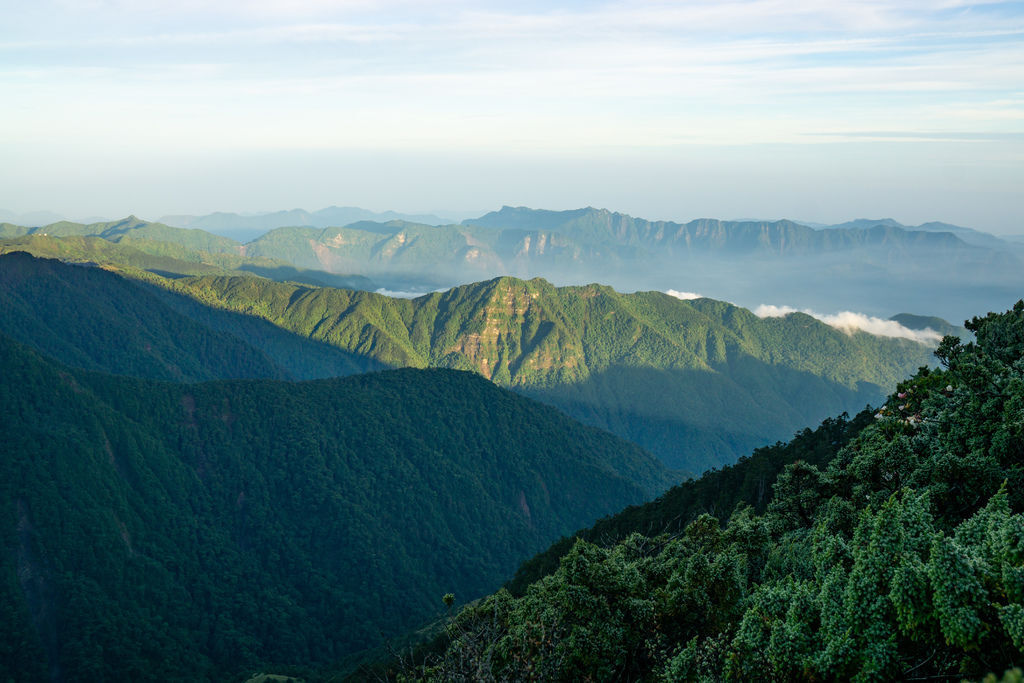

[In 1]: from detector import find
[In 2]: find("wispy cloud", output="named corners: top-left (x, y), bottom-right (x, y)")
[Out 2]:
top-left (666, 290), bottom-right (704, 300)
top-left (754, 304), bottom-right (943, 344)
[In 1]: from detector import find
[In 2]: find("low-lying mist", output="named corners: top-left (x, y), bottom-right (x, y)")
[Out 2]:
top-left (753, 304), bottom-right (943, 344)
top-left (364, 247), bottom-right (1013, 327)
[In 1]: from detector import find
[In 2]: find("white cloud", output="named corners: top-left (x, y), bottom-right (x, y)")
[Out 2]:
top-left (753, 304), bottom-right (800, 317)
top-left (754, 304), bottom-right (943, 343)
top-left (666, 289), bottom-right (703, 300)
top-left (3, 0), bottom-right (1023, 151)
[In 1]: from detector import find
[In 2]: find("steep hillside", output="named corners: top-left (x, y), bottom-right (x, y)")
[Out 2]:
top-left (0, 252), bottom-right (379, 381)
top-left (0, 334), bottom-right (672, 681)
top-left (0, 251), bottom-right (937, 472)
top-left (399, 302), bottom-right (1024, 682)
top-left (0, 233), bottom-right (225, 276)
top-left (165, 274), bottom-right (935, 471)
top-left (505, 408), bottom-right (877, 595)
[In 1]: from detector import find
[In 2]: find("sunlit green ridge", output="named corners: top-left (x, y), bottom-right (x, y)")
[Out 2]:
top-left (166, 271), bottom-right (934, 471)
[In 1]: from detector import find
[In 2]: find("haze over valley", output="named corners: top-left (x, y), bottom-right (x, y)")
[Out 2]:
top-left (4, 204), bottom-right (1020, 322)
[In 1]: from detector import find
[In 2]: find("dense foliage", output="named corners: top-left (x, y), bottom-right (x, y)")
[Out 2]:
top-left (0, 252), bottom-right (379, 381)
top-left (399, 302), bottom-right (1024, 681)
top-left (164, 273), bottom-right (933, 471)
top-left (0, 251), bottom-right (286, 381)
top-left (0, 335), bottom-right (672, 681)
top-left (505, 408), bottom-right (875, 595)
top-left (0, 250), bottom-right (931, 473)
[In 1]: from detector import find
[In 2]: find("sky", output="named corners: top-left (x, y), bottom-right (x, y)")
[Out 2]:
top-left (1, 0), bottom-right (1022, 232)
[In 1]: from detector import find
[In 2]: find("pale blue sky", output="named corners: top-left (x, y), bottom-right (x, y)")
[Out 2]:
top-left (1, 0), bottom-right (1022, 231)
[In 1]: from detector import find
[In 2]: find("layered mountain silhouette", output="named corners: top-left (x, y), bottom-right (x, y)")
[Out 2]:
top-left (4, 206), bottom-right (1020, 319)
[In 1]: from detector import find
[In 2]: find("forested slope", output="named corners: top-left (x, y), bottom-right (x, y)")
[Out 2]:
top-left (0, 249), bottom-right (934, 473)
top-left (0, 251), bottom-right (286, 381)
top-left (165, 273), bottom-right (934, 471)
top-left (400, 302), bottom-right (1024, 681)
top-left (505, 408), bottom-right (877, 595)
top-left (0, 250), bottom-right (935, 473)
top-left (0, 252), bottom-right (380, 380)
top-left (0, 335), bottom-right (672, 681)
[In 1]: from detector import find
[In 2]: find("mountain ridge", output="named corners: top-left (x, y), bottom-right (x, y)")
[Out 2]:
top-left (465, 205), bottom-right (996, 255)
top-left (0, 251), bottom-right (381, 381)
top-left (159, 205), bottom-right (452, 240)
top-left (4, 209), bottom-right (1018, 320)
top-left (0, 248), bottom-right (943, 472)
top-left (162, 271), bottom-right (937, 471)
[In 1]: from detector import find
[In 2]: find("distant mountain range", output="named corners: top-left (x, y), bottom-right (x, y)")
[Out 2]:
top-left (463, 206), bottom-right (1018, 258)
top-left (158, 206), bottom-right (453, 241)
top-left (228, 206), bottom-right (1021, 320)
top-left (0, 206), bottom-right (453, 238)
top-left (3, 206), bottom-right (1020, 320)
top-left (4, 205), bottom-right (1016, 252)
top-left (818, 217), bottom-right (1008, 248)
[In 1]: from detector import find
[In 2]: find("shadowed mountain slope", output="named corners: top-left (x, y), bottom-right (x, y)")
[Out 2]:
top-left (0, 252), bottom-right (379, 381)
top-left (0, 334), bottom-right (672, 681)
